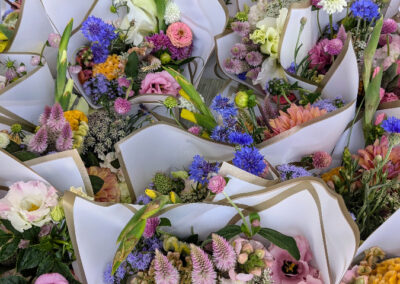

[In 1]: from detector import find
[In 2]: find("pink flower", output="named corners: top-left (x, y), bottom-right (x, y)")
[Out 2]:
top-left (308, 39), bottom-right (332, 73)
top-left (5, 68), bottom-right (16, 81)
top-left (212, 234), bottom-right (236, 271)
top-left (48, 33), bottom-right (61, 48)
top-left (117, 77), bottom-right (131, 88)
top-left (231, 43), bottom-right (247, 60)
top-left (246, 67), bottom-right (261, 80)
top-left (379, 34), bottom-right (392, 46)
top-left (229, 269), bottom-right (254, 282)
top-left (31, 55), bottom-right (43, 66)
top-left (340, 266), bottom-right (358, 284)
top-left (379, 88), bottom-right (386, 100)
top-left (47, 103), bottom-right (67, 132)
top-left (143, 217), bottom-right (160, 238)
top-left (207, 175), bottom-right (226, 194)
top-left (17, 64), bottom-right (26, 74)
top-left (139, 71), bottom-right (180, 96)
top-left (231, 21), bottom-right (251, 37)
top-left (35, 273), bottom-right (69, 284)
top-left (381, 92), bottom-right (399, 103)
top-left (224, 58), bottom-right (249, 75)
top-left (325, 39), bottom-right (343, 56)
top-left (372, 66), bottom-right (381, 78)
top-left (188, 126), bottom-right (202, 136)
top-left (114, 98), bottom-right (132, 115)
top-left (245, 51), bottom-right (263, 67)
top-left (29, 127), bottom-right (48, 154)
top-left (382, 19), bottom-right (397, 34)
top-left (337, 25), bottom-right (347, 44)
top-left (55, 123), bottom-right (73, 152)
top-left (311, 0), bottom-right (322, 8)
top-left (312, 151), bottom-right (332, 169)
top-left (375, 113), bottom-right (386, 125)
top-left (68, 65), bottom-right (82, 74)
top-left (166, 22), bottom-right (193, 48)
top-left (191, 244), bottom-right (217, 284)
top-left (18, 239), bottom-right (30, 249)
top-left (154, 250), bottom-right (180, 284)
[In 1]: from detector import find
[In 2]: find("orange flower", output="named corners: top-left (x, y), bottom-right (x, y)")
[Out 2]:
top-left (266, 104), bottom-right (327, 138)
top-left (321, 167), bottom-right (343, 183)
top-left (87, 167), bottom-right (120, 202)
top-left (64, 110), bottom-right (88, 131)
top-left (92, 54), bottom-right (122, 80)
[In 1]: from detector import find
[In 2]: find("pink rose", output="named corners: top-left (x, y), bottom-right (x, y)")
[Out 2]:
top-left (35, 273), bottom-right (68, 284)
top-left (308, 39), bottom-right (332, 73)
top-left (207, 175), bottom-right (226, 194)
top-left (139, 71), bottom-right (180, 96)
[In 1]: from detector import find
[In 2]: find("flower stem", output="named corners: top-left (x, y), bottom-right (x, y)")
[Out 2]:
top-left (223, 191), bottom-right (252, 236)
top-left (329, 15), bottom-right (334, 39)
top-left (317, 10), bottom-right (322, 35)
top-left (387, 35), bottom-right (391, 56)
top-left (38, 41), bottom-right (48, 66)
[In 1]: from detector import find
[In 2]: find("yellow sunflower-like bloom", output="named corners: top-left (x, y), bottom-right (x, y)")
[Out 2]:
top-left (368, 258), bottom-right (400, 284)
top-left (92, 54), bottom-right (122, 80)
top-left (64, 110), bottom-right (88, 131)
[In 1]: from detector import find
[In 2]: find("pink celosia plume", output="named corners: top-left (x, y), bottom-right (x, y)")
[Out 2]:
top-left (154, 250), bottom-right (180, 284)
top-left (191, 244), bottom-right (217, 284)
top-left (212, 234), bottom-right (236, 272)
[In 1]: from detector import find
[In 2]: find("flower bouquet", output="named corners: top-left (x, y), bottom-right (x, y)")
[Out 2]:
top-left (62, 174), bottom-right (358, 283)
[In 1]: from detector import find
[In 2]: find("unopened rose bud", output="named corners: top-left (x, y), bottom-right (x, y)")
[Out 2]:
top-left (238, 253), bottom-right (248, 264)
top-left (242, 243), bottom-right (254, 254)
top-left (255, 249), bottom-right (265, 259)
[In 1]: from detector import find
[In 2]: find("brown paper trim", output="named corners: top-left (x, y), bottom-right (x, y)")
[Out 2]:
top-left (25, 149), bottom-right (94, 197)
top-left (378, 100), bottom-right (400, 110)
top-left (0, 114), bottom-right (34, 132)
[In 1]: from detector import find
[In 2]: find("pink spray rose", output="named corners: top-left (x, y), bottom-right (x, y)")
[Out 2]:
top-left (139, 71), bottom-right (180, 96)
top-left (35, 273), bottom-right (69, 284)
top-left (308, 39), bottom-right (332, 73)
top-left (207, 175), bottom-right (226, 194)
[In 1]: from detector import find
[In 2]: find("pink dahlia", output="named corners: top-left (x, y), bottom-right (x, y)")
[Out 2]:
top-left (308, 39), bottom-right (332, 73)
top-left (35, 273), bottom-right (68, 284)
top-left (114, 98), bottom-right (132, 115)
top-left (143, 217), bottom-right (160, 238)
top-left (312, 151), bottom-right (332, 169)
top-left (325, 39), bottom-right (343, 56)
top-left (48, 33), bottom-right (61, 48)
top-left (166, 22), bottom-right (193, 48)
top-left (382, 19), bottom-right (397, 34)
top-left (139, 71), bottom-right (180, 96)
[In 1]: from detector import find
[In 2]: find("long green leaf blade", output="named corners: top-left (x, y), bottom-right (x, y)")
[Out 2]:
top-left (258, 228), bottom-right (300, 260)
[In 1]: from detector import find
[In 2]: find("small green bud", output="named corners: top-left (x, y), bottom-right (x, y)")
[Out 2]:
top-left (361, 171), bottom-right (371, 184)
top-left (160, 52), bottom-right (172, 64)
top-left (389, 133), bottom-right (400, 146)
top-left (235, 91), bottom-right (249, 108)
top-left (300, 17), bottom-right (307, 26)
top-left (50, 202), bottom-right (65, 222)
top-left (110, 5), bottom-right (117, 13)
top-left (163, 96), bottom-right (178, 109)
top-left (10, 124), bottom-right (22, 133)
top-left (171, 170), bottom-right (189, 180)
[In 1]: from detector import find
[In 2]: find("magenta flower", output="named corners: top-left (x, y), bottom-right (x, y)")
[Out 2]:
top-left (139, 71), bottom-right (180, 96)
top-left (379, 34), bottom-right (392, 46)
top-left (117, 77), bottom-right (131, 88)
top-left (325, 39), bottom-right (343, 56)
top-left (35, 273), bottom-right (69, 284)
top-left (47, 103), bottom-right (66, 131)
top-left (337, 25), bottom-right (347, 44)
top-left (48, 33), bottom-right (61, 48)
top-left (143, 217), bottom-right (160, 238)
top-left (312, 151), bottom-right (332, 169)
top-left (311, 0), bottom-right (322, 8)
top-left (245, 51), bottom-right (263, 67)
top-left (207, 175), bottom-right (226, 194)
top-left (382, 19), bottom-right (397, 34)
top-left (154, 250), bottom-right (180, 284)
top-left (39, 105), bottom-right (51, 125)
top-left (212, 234), bottom-right (236, 271)
top-left (114, 98), bottom-right (132, 115)
top-left (188, 126), bottom-right (202, 136)
top-left (190, 244), bottom-right (217, 284)
top-left (375, 113), bottom-right (386, 125)
top-left (28, 127), bottom-right (48, 154)
top-left (55, 123), bottom-right (73, 152)
top-left (308, 39), bottom-right (332, 73)
top-left (230, 43), bottom-right (247, 60)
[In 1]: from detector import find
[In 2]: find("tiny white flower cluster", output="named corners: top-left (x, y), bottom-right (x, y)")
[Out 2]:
top-left (164, 1), bottom-right (181, 25)
top-left (320, 0), bottom-right (347, 15)
top-left (179, 94), bottom-right (205, 113)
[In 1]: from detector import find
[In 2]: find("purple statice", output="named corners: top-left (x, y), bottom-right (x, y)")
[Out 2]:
top-left (137, 194), bottom-right (152, 205)
top-left (381, 116), bottom-right (400, 133)
top-left (277, 164), bottom-right (312, 181)
top-left (127, 252), bottom-right (153, 271)
top-left (228, 132), bottom-right (254, 146)
top-left (144, 236), bottom-right (163, 251)
top-left (231, 21), bottom-right (251, 37)
top-left (231, 43), bottom-right (247, 60)
top-left (211, 125), bottom-right (232, 143)
top-left (245, 51), bottom-right (263, 67)
top-left (350, 0), bottom-right (380, 21)
top-left (103, 263), bottom-right (116, 284)
top-left (211, 94), bottom-right (237, 118)
top-left (233, 147), bottom-right (265, 176)
top-left (81, 16), bottom-right (117, 44)
top-left (83, 75), bottom-right (124, 104)
top-left (286, 62), bottom-right (296, 74)
top-left (189, 155), bottom-right (220, 185)
top-left (115, 263), bottom-right (126, 280)
top-left (312, 97), bottom-right (345, 112)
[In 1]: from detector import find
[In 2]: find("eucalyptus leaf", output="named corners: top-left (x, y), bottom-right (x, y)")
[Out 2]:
top-left (258, 228), bottom-right (300, 260)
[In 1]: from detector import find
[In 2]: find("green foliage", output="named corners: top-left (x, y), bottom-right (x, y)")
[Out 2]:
top-left (125, 52), bottom-right (139, 79)
top-left (4, 141), bottom-right (39, 162)
top-left (0, 276), bottom-right (27, 284)
top-left (89, 175), bottom-right (105, 195)
top-left (155, 0), bottom-right (167, 32)
top-left (258, 228), bottom-right (300, 260)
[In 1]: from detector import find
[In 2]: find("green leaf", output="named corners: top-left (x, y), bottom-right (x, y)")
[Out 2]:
top-left (21, 226), bottom-right (41, 241)
top-left (5, 140), bottom-right (20, 153)
top-left (84, 151), bottom-right (100, 167)
top-left (211, 225), bottom-right (242, 241)
top-left (192, 112), bottom-right (218, 132)
top-left (381, 62), bottom-right (398, 89)
top-left (258, 228), bottom-right (300, 260)
top-left (0, 238), bottom-right (19, 262)
top-left (36, 254), bottom-right (54, 275)
top-left (16, 247), bottom-right (45, 272)
top-left (0, 230), bottom-right (12, 246)
top-left (12, 151), bottom-right (39, 162)
top-left (1, 219), bottom-right (21, 236)
top-left (155, 0), bottom-right (167, 31)
top-left (52, 260), bottom-right (81, 284)
top-left (125, 52), bottom-right (139, 78)
top-left (89, 175), bottom-right (104, 195)
top-left (0, 276), bottom-right (27, 284)
top-left (111, 159), bottom-right (120, 169)
top-left (159, 217), bottom-right (171, 227)
top-left (0, 24), bottom-right (14, 39)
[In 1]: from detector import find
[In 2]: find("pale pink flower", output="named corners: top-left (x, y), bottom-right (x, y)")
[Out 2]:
top-left (308, 39), bottom-right (332, 73)
top-left (48, 33), bottom-right (61, 48)
top-left (337, 25), bottom-right (347, 44)
top-left (312, 151), bottom-right (332, 169)
top-left (29, 127), bottom-right (48, 154)
top-left (246, 67), bottom-right (261, 80)
top-left (212, 234), bottom-right (236, 271)
top-left (245, 51), bottom-right (263, 67)
top-left (166, 22), bottom-right (193, 48)
top-left (35, 273), bottom-right (68, 284)
top-left (231, 43), bottom-right (247, 60)
top-left (372, 66), bottom-right (381, 78)
top-left (18, 239), bottom-right (30, 249)
top-left (47, 103), bottom-right (67, 131)
top-left (223, 58), bottom-right (249, 75)
top-left (188, 126), bottom-right (202, 136)
top-left (207, 175), bottom-right (226, 194)
top-left (114, 98), bottom-right (132, 115)
top-left (139, 71), bottom-right (180, 96)
top-left (340, 265), bottom-right (358, 284)
top-left (68, 65), bottom-right (82, 74)
top-left (191, 244), bottom-right (217, 284)
top-left (375, 113), bottom-right (386, 125)
top-left (229, 269), bottom-right (254, 282)
top-left (379, 88), bottom-right (386, 100)
top-left (154, 250), bottom-right (180, 284)
top-left (55, 123), bottom-right (73, 152)
top-left (143, 217), bottom-right (160, 238)
top-left (39, 105), bottom-right (52, 125)
top-left (31, 55), bottom-right (43, 66)
top-left (5, 68), bottom-right (17, 81)
top-left (117, 77), bottom-right (131, 88)
top-left (231, 21), bottom-right (251, 37)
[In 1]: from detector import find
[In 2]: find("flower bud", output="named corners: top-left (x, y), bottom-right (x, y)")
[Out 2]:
top-left (235, 91), bottom-right (249, 108)
top-left (238, 253), bottom-right (248, 264)
top-left (160, 52), bottom-right (172, 64)
top-left (242, 243), bottom-right (254, 254)
top-left (255, 249), bottom-right (265, 259)
top-left (300, 17), bottom-right (307, 25)
top-left (50, 202), bottom-right (65, 222)
top-left (163, 96), bottom-right (178, 109)
top-left (249, 267), bottom-right (262, 276)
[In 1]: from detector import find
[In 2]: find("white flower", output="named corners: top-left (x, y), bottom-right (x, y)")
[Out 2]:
top-left (164, 1), bottom-right (181, 25)
top-left (254, 57), bottom-right (286, 90)
top-left (178, 95), bottom-right (205, 113)
top-left (99, 152), bottom-right (118, 174)
top-left (22, 134), bottom-right (34, 146)
top-left (0, 132), bottom-right (10, 148)
top-left (0, 181), bottom-right (58, 232)
top-left (320, 0), bottom-right (347, 15)
top-left (276, 8), bottom-right (288, 34)
top-left (0, 75), bottom-right (6, 90)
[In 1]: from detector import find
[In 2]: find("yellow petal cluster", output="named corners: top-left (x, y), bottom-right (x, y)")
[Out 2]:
top-left (64, 110), bottom-right (88, 131)
top-left (368, 258), bottom-right (400, 284)
top-left (92, 54), bottom-right (122, 80)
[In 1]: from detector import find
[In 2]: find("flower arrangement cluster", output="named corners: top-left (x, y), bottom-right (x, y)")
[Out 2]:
top-left (0, 0), bottom-right (21, 52)
top-left (0, 58), bottom-right (28, 89)
top-left (76, 0), bottom-right (196, 110)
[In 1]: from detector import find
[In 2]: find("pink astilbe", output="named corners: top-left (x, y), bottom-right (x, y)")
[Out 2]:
top-left (47, 103), bottom-right (67, 131)
top-left (55, 123), bottom-right (73, 152)
top-left (190, 244), bottom-right (217, 284)
top-left (28, 127), bottom-right (48, 153)
top-left (39, 105), bottom-right (52, 125)
top-left (154, 250), bottom-right (180, 284)
top-left (143, 217), bottom-right (160, 238)
top-left (212, 234), bottom-right (236, 272)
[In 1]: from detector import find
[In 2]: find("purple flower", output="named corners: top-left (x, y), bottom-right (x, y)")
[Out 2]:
top-left (144, 236), bottom-right (163, 251)
top-left (127, 252), bottom-right (153, 271)
top-left (231, 21), bottom-right (251, 37)
top-left (137, 194), bottom-right (152, 205)
top-left (114, 98), bottom-right (132, 115)
top-left (115, 263), bottom-right (126, 280)
top-left (211, 125), bottom-right (231, 143)
top-left (246, 67), bottom-right (261, 80)
top-left (47, 103), bottom-right (66, 131)
top-left (277, 164), bottom-right (312, 181)
top-left (228, 132), bottom-right (254, 146)
top-left (233, 147), bottom-right (265, 176)
top-left (350, 0), bottom-right (380, 21)
top-left (212, 234), bottom-right (236, 271)
top-left (381, 116), bottom-right (400, 133)
top-left (382, 19), bottom-right (397, 34)
top-left (189, 155), bottom-right (219, 185)
top-left (28, 127), bottom-right (48, 154)
top-left (103, 263), bottom-right (115, 284)
top-left (325, 39), bottom-right (343, 56)
top-left (286, 62), bottom-right (296, 74)
top-left (312, 97), bottom-right (345, 112)
top-left (211, 94), bottom-right (237, 118)
top-left (91, 43), bottom-right (109, 64)
top-left (143, 217), bottom-right (160, 238)
top-left (231, 43), bottom-right (247, 60)
top-left (55, 123), bottom-right (73, 152)
top-left (146, 31), bottom-right (171, 52)
top-left (83, 75), bottom-right (124, 104)
top-left (5, 68), bottom-right (16, 81)
top-left (81, 16), bottom-right (116, 44)
top-left (168, 43), bottom-right (193, 60)
top-left (337, 25), bottom-right (347, 44)
top-left (154, 250), bottom-right (180, 284)
top-left (191, 245), bottom-right (217, 284)
top-left (245, 51), bottom-right (263, 67)
top-left (308, 39), bottom-right (332, 73)
top-left (224, 58), bottom-right (249, 75)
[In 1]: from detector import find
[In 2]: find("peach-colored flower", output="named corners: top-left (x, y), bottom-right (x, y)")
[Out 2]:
top-left (375, 113), bottom-right (386, 125)
top-left (87, 167), bottom-right (120, 202)
top-left (166, 22), bottom-right (193, 48)
top-left (266, 104), bottom-right (327, 138)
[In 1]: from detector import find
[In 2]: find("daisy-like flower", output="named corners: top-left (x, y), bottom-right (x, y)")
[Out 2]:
top-left (320, 0), bottom-right (347, 14)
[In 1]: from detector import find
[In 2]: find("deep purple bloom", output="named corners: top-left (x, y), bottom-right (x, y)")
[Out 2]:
top-left (350, 0), bottom-right (380, 21)
top-left (233, 147), bottom-right (265, 176)
top-left (237, 72), bottom-right (247, 80)
top-left (146, 31), bottom-right (193, 60)
top-left (83, 74), bottom-right (124, 104)
top-left (81, 16), bottom-right (117, 44)
top-left (228, 132), bottom-right (254, 146)
top-left (91, 43), bottom-right (109, 64)
top-left (381, 116), bottom-right (400, 133)
top-left (287, 62), bottom-right (296, 74)
top-left (211, 125), bottom-right (232, 143)
top-left (189, 155), bottom-right (220, 185)
top-left (137, 194), bottom-right (152, 205)
top-left (277, 164), bottom-right (312, 181)
top-left (211, 94), bottom-right (237, 118)
top-left (127, 252), bottom-right (153, 271)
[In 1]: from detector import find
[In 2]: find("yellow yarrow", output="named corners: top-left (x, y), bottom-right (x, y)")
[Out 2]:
top-left (321, 167), bottom-right (343, 183)
top-left (368, 258), bottom-right (400, 284)
top-left (92, 54), bottom-right (122, 80)
top-left (64, 110), bottom-right (88, 131)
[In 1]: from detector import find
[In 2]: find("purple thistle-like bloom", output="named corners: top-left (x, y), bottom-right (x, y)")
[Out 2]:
top-left (47, 103), bottom-right (66, 131)
top-left (228, 132), bottom-right (254, 146)
top-left (137, 194), bottom-right (152, 205)
top-left (245, 51), bottom-right (263, 67)
top-left (169, 43), bottom-right (193, 60)
top-left (350, 0), bottom-right (380, 21)
top-left (39, 105), bottom-right (52, 125)
top-left (114, 98), bottom-right (132, 115)
top-left (154, 250), bottom-right (180, 284)
top-left (29, 127), bottom-right (48, 154)
top-left (190, 244), bottom-right (217, 284)
top-left (277, 164), bottom-right (312, 181)
top-left (189, 155), bottom-right (220, 185)
top-left (231, 21), bottom-right (250, 37)
top-left (55, 123), bottom-right (73, 152)
top-left (212, 234), bottom-right (236, 272)
top-left (91, 43), bottom-right (109, 64)
top-left (81, 16), bottom-right (116, 44)
top-left (231, 43), bottom-right (247, 60)
top-left (127, 251), bottom-right (153, 270)
top-left (246, 67), bottom-right (261, 80)
top-left (211, 94), bottom-right (237, 118)
top-left (325, 39), bottom-right (343, 56)
top-left (211, 125), bottom-right (232, 143)
top-left (103, 263), bottom-right (115, 284)
top-left (143, 217), bottom-right (160, 238)
top-left (382, 19), bottom-right (397, 34)
top-left (146, 31), bottom-right (171, 52)
top-left (382, 116), bottom-right (400, 133)
top-left (233, 147), bottom-right (265, 176)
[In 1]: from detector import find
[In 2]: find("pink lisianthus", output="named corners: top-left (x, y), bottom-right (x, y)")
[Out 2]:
top-left (207, 175), bottom-right (226, 194)
top-left (35, 273), bottom-right (68, 284)
top-left (166, 22), bottom-right (193, 48)
top-left (139, 71), bottom-right (180, 96)
top-left (381, 92), bottom-right (399, 103)
top-left (308, 39), bottom-right (332, 73)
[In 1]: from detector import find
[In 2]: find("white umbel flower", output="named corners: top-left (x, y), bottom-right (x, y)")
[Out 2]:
top-left (320, 0), bottom-right (347, 14)
top-left (0, 132), bottom-right (10, 148)
top-left (164, 1), bottom-right (181, 25)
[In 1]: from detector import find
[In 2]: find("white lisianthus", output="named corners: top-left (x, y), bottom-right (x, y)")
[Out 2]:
top-left (254, 57), bottom-right (286, 88)
top-left (0, 181), bottom-right (58, 232)
top-left (164, 1), bottom-right (181, 25)
top-left (0, 132), bottom-right (10, 148)
top-left (320, 0), bottom-right (347, 15)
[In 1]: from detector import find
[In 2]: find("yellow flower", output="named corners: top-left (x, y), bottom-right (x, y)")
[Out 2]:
top-left (169, 191), bottom-right (181, 204)
top-left (179, 89), bottom-right (191, 102)
top-left (92, 54), bottom-right (123, 80)
top-left (69, 186), bottom-right (94, 201)
top-left (0, 32), bottom-right (8, 52)
top-left (145, 189), bottom-right (158, 199)
top-left (64, 110), bottom-right (88, 131)
top-left (181, 109), bottom-right (197, 124)
top-left (234, 91), bottom-right (249, 108)
top-left (50, 201), bottom-right (65, 222)
top-left (321, 167), bottom-right (343, 183)
top-left (368, 258), bottom-right (400, 283)
top-left (249, 29), bottom-right (267, 45)
top-left (260, 27), bottom-right (279, 57)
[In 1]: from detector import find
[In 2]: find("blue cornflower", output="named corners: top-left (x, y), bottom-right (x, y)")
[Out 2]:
top-left (211, 94), bottom-right (237, 118)
top-left (229, 132), bottom-right (254, 146)
top-left (81, 16), bottom-right (117, 44)
top-left (312, 97), bottom-right (345, 113)
top-left (286, 62), bottom-right (296, 74)
top-left (381, 116), bottom-right (400, 133)
top-left (103, 263), bottom-right (116, 284)
top-left (233, 147), bottom-right (265, 176)
top-left (91, 43), bottom-right (109, 64)
top-left (350, 0), bottom-right (380, 21)
top-left (237, 72), bottom-right (247, 80)
top-left (326, 23), bottom-right (339, 34)
top-left (277, 164), bottom-right (312, 181)
top-left (137, 194), bottom-right (152, 205)
top-left (127, 252), bottom-right (153, 271)
top-left (223, 116), bottom-right (238, 128)
top-left (211, 125), bottom-right (232, 143)
top-left (189, 155), bottom-right (220, 185)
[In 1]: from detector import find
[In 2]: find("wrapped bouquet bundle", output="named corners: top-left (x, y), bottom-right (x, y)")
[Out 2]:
top-left (63, 175), bottom-right (358, 283)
